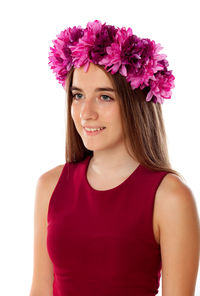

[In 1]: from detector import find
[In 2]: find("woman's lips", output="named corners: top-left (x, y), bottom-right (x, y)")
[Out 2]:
top-left (83, 127), bottom-right (106, 136)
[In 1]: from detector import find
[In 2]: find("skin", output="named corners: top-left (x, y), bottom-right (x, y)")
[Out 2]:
top-left (155, 173), bottom-right (200, 295)
top-left (70, 62), bottom-right (140, 183)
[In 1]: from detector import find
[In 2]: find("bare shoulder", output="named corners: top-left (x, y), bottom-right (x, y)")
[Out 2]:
top-left (40, 164), bottom-right (65, 184)
top-left (38, 164), bottom-right (65, 202)
top-left (155, 172), bottom-right (196, 206)
top-left (155, 172), bottom-right (200, 243)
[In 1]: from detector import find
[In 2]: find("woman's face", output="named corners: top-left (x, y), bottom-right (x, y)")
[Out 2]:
top-left (70, 62), bottom-right (125, 153)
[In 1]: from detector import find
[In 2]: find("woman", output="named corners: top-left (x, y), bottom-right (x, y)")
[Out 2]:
top-left (30, 20), bottom-right (200, 296)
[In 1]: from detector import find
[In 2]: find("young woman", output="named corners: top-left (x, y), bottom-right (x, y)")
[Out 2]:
top-left (30, 20), bottom-right (200, 296)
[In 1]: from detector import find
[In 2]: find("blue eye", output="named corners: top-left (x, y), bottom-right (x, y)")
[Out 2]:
top-left (72, 93), bottom-right (113, 101)
top-left (72, 93), bottom-right (83, 100)
top-left (101, 95), bottom-right (112, 101)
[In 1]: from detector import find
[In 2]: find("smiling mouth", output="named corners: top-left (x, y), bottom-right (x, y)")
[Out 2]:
top-left (83, 127), bottom-right (106, 135)
top-left (84, 127), bottom-right (106, 131)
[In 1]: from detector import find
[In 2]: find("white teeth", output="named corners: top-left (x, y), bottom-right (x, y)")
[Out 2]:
top-left (85, 127), bottom-right (105, 132)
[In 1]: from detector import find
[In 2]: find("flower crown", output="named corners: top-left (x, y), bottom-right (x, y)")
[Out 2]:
top-left (48, 20), bottom-right (175, 104)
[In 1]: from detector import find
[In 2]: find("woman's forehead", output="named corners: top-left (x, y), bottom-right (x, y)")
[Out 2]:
top-left (72, 64), bottom-right (113, 89)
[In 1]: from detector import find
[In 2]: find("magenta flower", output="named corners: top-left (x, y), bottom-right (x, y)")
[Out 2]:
top-left (99, 26), bottom-right (134, 76)
top-left (70, 20), bottom-right (117, 72)
top-left (48, 26), bottom-right (84, 87)
top-left (48, 19), bottom-right (175, 103)
top-left (146, 70), bottom-right (175, 104)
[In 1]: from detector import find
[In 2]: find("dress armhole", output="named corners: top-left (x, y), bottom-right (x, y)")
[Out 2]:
top-left (47, 162), bottom-right (69, 222)
top-left (151, 171), bottom-right (170, 247)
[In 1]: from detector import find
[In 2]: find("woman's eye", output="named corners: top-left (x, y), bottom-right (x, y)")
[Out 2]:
top-left (72, 93), bottom-right (112, 102)
top-left (101, 95), bottom-right (112, 101)
top-left (72, 93), bottom-right (82, 100)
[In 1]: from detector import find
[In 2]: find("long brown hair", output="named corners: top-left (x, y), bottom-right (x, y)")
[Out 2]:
top-left (64, 64), bottom-right (183, 181)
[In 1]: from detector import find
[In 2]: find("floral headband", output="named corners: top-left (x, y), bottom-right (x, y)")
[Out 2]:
top-left (48, 20), bottom-right (175, 104)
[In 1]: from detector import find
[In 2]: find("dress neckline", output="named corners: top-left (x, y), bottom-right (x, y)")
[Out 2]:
top-left (84, 154), bottom-right (142, 193)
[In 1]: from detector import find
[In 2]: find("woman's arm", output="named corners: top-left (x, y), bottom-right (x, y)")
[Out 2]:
top-left (29, 165), bottom-right (64, 295)
top-left (156, 174), bottom-right (200, 296)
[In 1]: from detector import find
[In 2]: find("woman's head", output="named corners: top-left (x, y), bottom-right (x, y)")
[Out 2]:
top-left (70, 62), bottom-right (131, 159)
top-left (65, 62), bottom-right (182, 179)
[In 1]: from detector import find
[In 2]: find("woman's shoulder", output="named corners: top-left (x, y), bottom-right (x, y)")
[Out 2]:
top-left (40, 163), bottom-right (65, 180)
top-left (39, 158), bottom-right (85, 188)
top-left (156, 172), bottom-right (189, 199)
top-left (38, 164), bottom-right (66, 199)
top-left (155, 172), bottom-right (197, 230)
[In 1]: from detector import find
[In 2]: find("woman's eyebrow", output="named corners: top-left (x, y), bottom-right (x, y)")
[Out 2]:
top-left (70, 86), bottom-right (115, 92)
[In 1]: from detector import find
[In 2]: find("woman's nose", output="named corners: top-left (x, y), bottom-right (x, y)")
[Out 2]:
top-left (80, 98), bottom-right (98, 119)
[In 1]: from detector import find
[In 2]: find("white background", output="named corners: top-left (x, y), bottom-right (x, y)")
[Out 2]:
top-left (0, 0), bottom-right (199, 295)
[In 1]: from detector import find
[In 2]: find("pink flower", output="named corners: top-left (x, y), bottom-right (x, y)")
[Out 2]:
top-left (146, 71), bottom-right (175, 104)
top-left (48, 19), bottom-right (175, 104)
top-left (48, 26), bottom-right (84, 86)
top-left (70, 20), bottom-right (117, 71)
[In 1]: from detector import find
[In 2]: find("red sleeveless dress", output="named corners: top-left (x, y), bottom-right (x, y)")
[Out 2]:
top-left (47, 154), bottom-right (169, 295)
